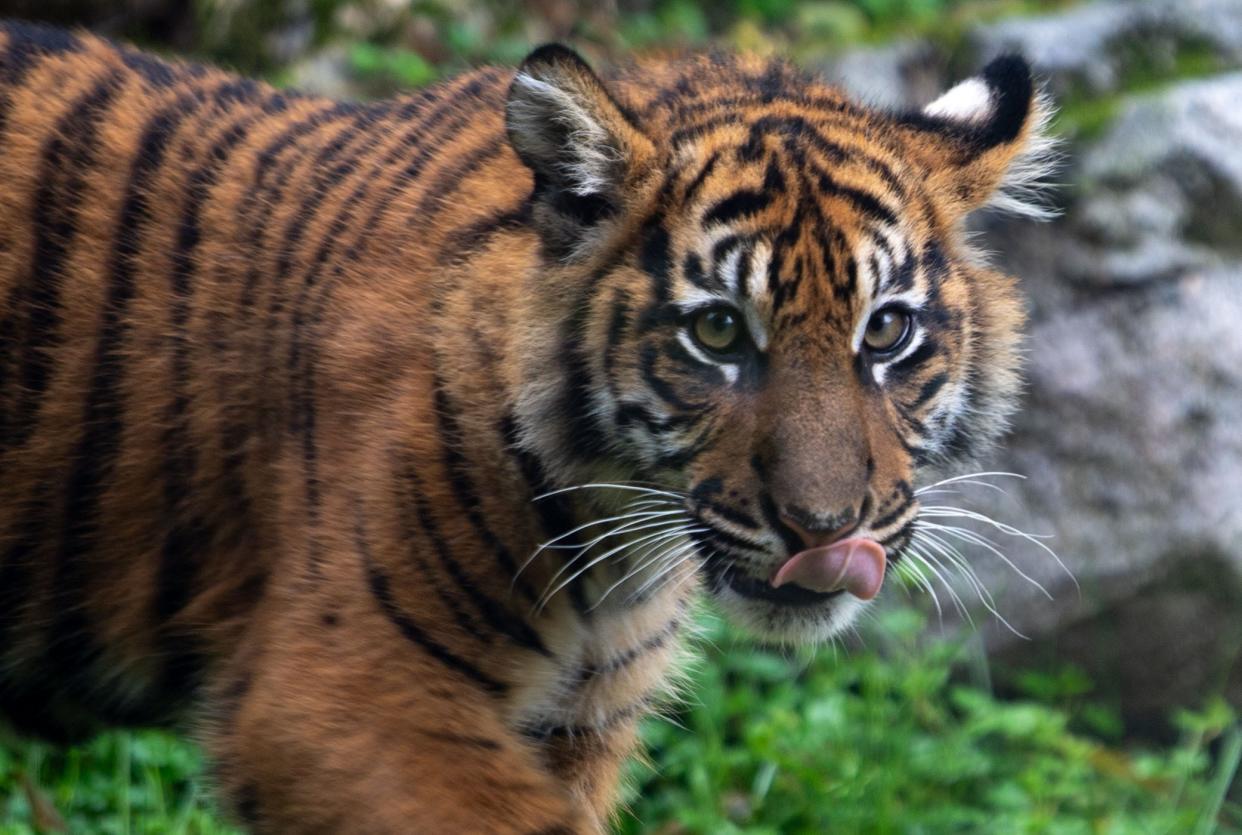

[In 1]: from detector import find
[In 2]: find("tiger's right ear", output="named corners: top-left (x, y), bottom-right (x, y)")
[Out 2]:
top-left (506, 44), bottom-right (656, 260)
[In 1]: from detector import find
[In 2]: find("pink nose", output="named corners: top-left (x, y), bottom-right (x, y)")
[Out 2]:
top-left (779, 511), bottom-right (858, 551)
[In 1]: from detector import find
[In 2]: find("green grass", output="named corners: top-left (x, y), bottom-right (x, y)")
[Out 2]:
top-left (3, 608), bottom-right (1238, 833)
top-left (619, 608), bottom-right (1242, 833)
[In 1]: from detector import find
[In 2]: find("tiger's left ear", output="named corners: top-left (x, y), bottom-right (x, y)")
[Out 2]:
top-left (507, 44), bottom-right (657, 260)
top-left (899, 55), bottom-right (1056, 220)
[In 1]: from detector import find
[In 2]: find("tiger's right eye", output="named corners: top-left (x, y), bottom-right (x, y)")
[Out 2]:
top-left (692, 307), bottom-right (743, 354)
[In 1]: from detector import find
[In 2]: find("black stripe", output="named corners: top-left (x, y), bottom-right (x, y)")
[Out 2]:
top-left (432, 378), bottom-right (541, 602)
top-left (702, 187), bottom-right (773, 227)
top-left (409, 138), bottom-right (505, 228)
top-left (910, 371), bottom-right (949, 410)
top-left (558, 303), bottom-right (612, 462)
top-left (496, 413), bottom-right (593, 616)
top-left (0, 72), bottom-right (121, 454)
top-left (435, 203), bottom-right (532, 266)
top-left (0, 480), bottom-right (53, 668)
top-left (814, 168), bottom-right (899, 227)
top-left (48, 85), bottom-right (209, 694)
top-left (392, 457), bottom-right (493, 644)
top-left (640, 343), bottom-right (703, 411)
top-left (215, 99), bottom-right (362, 523)
top-left (523, 697), bottom-right (650, 739)
top-left (639, 220), bottom-right (672, 303)
top-left (576, 614), bottom-right (683, 683)
top-left (403, 457), bottom-right (550, 656)
top-left (603, 288), bottom-right (632, 383)
top-left (154, 86), bottom-right (271, 698)
top-left (692, 478), bottom-right (761, 530)
top-left (681, 150), bottom-right (720, 204)
top-left (356, 511), bottom-right (508, 696)
top-left (614, 401), bottom-right (695, 435)
top-left (277, 92), bottom-right (443, 526)
top-left (682, 251), bottom-right (722, 293)
top-left (0, 22), bottom-right (82, 138)
top-left (871, 498), bottom-right (914, 533)
top-left (888, 337), bottom-right (939, 376)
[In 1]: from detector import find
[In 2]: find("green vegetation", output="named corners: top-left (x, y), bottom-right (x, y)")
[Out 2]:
top-left (3, 610), bottom-right (1238, 833)
top-left (620, 609), bottom-right (1241, 834)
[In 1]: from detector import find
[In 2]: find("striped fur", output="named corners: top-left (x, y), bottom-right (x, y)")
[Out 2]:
top-left (0, 24), bottom-right (1047, 833)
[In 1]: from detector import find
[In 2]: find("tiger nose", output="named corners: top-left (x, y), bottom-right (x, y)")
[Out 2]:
top-left (779, 507), bottom-right (860, 551)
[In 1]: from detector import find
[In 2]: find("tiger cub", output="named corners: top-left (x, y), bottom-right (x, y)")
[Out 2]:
top-left (0, 20), bottom-right (1049, 833)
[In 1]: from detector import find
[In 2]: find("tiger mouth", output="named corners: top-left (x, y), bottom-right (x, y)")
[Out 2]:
top-left (695, 522), bottom-right (917, 607)
top-left (717, 564), bottom-right (845, 606)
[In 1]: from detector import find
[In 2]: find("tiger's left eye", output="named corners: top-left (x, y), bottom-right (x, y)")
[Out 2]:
top-left (692, 307), bottom-right (743, 354)
top-left (863, 306), bottom-right (913, 354)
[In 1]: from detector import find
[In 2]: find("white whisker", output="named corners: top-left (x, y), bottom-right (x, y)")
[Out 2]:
top-left (917, 504), bottom-right (1076, 591)
top-left (914, 530), bottom-right (1028, 639)
top-left (535, 521), bottom-right (697, 612)
top-left (916, 520), bottom-right (1053, 601)
top-left (533, 482), bottom-right (687, 502)
top-left (590, 530), bottom-right (704, 610)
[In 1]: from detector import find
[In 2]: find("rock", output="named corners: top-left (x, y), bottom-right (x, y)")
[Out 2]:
top-left (969, 0), bottom-right (1242, 99)
top-left (933, 73), bottom-right (1242, 731)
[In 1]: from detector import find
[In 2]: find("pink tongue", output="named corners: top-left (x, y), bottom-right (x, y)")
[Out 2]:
top-left (771, 537), bottom-right (887, 600)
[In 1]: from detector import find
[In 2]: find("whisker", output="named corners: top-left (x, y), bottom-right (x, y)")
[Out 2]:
top-left (915, 531), bottom-right (1028, 639)
top-left (535, 522), bottom-right (699, 613)
top-left (906, 537), bottom-right (967, 621)
top-left (627, 541), bottom-right (702, 603)
top-left (914, 471), bottom-right (1026, 496)
top-left (893, 545), bottom-right (945, 621)
top-left (916, 521), bottom-right (1053, 601)
top-left (917, 505), bottom-right (1076, 591)
top-left (513, 505), bottom-right (683, 587)
top-left (534, 483), bottom-right (687, 502)
top-left (591, 531), bottom-right (702, 610)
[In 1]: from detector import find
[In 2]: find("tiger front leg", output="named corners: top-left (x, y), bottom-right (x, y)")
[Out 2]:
top-left (201, 598), bottom-right (597, 834)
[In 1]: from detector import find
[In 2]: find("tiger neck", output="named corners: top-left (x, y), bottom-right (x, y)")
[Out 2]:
top-left (410, 239), bottom-right (698, 730)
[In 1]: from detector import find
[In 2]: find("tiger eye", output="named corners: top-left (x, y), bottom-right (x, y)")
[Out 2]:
top-left (863, 307), bottom-right (912, 354)
top-left (693, 307), bottom-right (742, 353)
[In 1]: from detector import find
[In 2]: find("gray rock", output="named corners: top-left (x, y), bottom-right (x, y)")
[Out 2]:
top-left (970, 0), bottom-right (1242, 98)
top-left (929, 73), bottom-right (1242, 727)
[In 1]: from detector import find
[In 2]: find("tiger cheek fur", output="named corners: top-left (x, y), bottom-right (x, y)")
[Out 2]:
top-left (0, 24), bottom-right (1049, 833)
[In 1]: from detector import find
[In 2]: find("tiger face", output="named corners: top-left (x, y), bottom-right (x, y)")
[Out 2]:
top-left (509, 47), bottom-right (1047, 642)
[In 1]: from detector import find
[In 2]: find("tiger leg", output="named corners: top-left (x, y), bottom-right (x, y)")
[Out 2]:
top-left (202, 599), bottom-right (595, 834)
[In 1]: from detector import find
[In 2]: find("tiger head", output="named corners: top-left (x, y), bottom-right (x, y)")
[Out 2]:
top-left (507, 46), bottom-right (1051, 642)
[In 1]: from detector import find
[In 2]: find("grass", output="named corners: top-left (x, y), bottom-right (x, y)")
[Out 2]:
top-left (3, 608), bottom-right (1238, 833)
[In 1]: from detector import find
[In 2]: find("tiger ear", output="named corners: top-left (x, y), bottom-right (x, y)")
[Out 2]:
top-left (506, 44), bottom-right (656, 260)
top-left (899, 55), bottom-right (1057, 220)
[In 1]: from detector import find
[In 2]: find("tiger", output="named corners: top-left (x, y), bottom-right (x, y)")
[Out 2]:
top-left (0, 18), bottom-right (1051, 833)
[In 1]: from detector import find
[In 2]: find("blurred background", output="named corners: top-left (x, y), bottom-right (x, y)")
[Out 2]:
top-left (1, 0), bottom-right (1241, 832)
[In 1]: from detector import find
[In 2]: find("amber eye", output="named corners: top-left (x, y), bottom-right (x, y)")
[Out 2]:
top-left (692, 307), bottom-right (743, 354)
top-left (863, 306), bottom-right (913, 354)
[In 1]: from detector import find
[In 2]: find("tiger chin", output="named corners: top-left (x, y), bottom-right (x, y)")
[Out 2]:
top-left (0, 20), bottom-right (1050, 834)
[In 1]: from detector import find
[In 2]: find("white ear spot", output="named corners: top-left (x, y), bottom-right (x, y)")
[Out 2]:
top-left (923, 78), bottom-right (994, 124)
